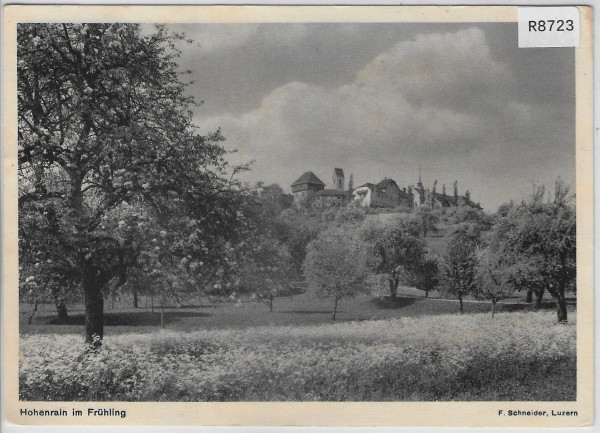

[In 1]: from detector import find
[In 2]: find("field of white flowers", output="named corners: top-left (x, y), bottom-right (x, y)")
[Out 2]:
top-left (19, 311), bottom-right (576, 401)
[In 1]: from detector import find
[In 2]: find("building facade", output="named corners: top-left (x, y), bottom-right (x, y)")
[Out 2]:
top-left (291, 171), bottom-right (325, 208)
top-left (352, 178), bottom-right (413, 209)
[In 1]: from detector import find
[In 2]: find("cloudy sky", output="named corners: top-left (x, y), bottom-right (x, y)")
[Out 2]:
top-left (170, 22), bottom-right (574, 211)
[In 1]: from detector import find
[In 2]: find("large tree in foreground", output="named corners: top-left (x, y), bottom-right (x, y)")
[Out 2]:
top-left (18, 24), bottom-right (250, 344)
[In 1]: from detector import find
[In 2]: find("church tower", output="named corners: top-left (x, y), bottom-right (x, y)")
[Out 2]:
top-left (333, 168), bottom-right (345, 191)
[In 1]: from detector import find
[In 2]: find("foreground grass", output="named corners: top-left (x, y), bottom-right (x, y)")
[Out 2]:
top-left (20, 311), bottom-right (575, 402)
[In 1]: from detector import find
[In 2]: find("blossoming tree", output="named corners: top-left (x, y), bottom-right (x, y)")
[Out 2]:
top-left (303, 228), bottom-right (370, 319)
top-left (438, 223), bottom-right (481, 314)
top-left (18, 24), bottom-right (251, 344)
top-left (483, 180), bottom-right (576, 323)
top-left (359, 216), bottom-right (426, 300)
top-left (474, 249), bottom-right (517, 317)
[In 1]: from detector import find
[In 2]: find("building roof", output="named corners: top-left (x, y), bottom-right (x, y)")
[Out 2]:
top-left (355, 183), bottom-right (375, 191)
top-left (334, 168), bottom-right (344, 177)
top-left (429, 191), bottom-right (481, 209)
top-left (376, 178), bottom-right (398, 190)
top-left (432, 192), bottom-right (455, 207)
top-left (315, 189), bottom-right (348, 197)
top-left (291, 171), bottom-right (326, 187)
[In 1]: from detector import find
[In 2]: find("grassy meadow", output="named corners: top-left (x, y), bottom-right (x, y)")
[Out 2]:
top-left (20, 285), bottom-right (572, 335)
top-left (19, 310), bottom-right (576, 402)
top-left (19, 287), bottom-right (576, 402)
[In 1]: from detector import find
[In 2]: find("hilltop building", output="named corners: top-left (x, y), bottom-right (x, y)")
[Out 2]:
top-left (291, 167), bottom-right (481, 211)
top-left (291, 168), bottom-right (350, 209)
top-left (352, 178), bottom-right (413, 209)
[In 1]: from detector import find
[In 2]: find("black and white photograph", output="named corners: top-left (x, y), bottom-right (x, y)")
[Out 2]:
top-left (2, 4), bottom-right (594, 428)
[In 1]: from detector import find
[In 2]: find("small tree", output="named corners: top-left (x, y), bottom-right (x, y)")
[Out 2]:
top-left (415, 206), bottom-right (440, 237)
top-left (303, 228), bottom-right (369, 319)
top-left (411, 254), bottom-right (440, 298)
top-left (439, 223), bottom-right (480, 314)
top-left (360, 216), bottom-right (425, 300)
top-left (474, 249), bottom-right (517, 316)
top-left (497, 200), bottom-right (515, 218)
top-left (18, 170), bottom-right (81, 322)
top-left (238, 237), bottom-right (298, 312)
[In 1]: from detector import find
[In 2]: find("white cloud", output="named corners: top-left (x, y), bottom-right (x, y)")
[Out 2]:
top-left (196, 27), bottom-right (573, 209)
top-left (356, 28), bottom-right (513, 108)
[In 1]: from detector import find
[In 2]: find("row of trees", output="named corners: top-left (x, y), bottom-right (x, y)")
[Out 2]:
top-left (477, 181), bottom-right (576, 322)
top-left (302, 180), bottom-right (576, 323)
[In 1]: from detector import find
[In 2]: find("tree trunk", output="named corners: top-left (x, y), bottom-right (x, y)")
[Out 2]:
top-left (269, 295), bottom-right (274, 312)
top-left (546, 282), bottom-right (568, 324)
top-left (160, 301), bottom-right (165, 329)
top-left (332, 297), bottom-right (339, 320)
top-left (535, 287), bottom-right (545, 308)
top-left (458, 295), bottom-right (464, 315)
top-left (389, 278), bottom-right (398, 300)
top-left (27, 303), bottom-right (37, 324)
top-left (52, 287), bottom-right (68, 323)
top-left (83, 274), bottom-right (104, 346)
top-left (425, 290), bottom-right (429, 298)
top-left (491, 300), bottom-right (496, 317)
top-left (556, 294), bottom-right (568, 324)
top-left (56, 301), bottom-right (69, 323)
top-left (151, 292), bottom-right (154, 313)
top-left (526, 288), bottom-right (533, 303)
top-left (133, 290), bottom-right (138, 308)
